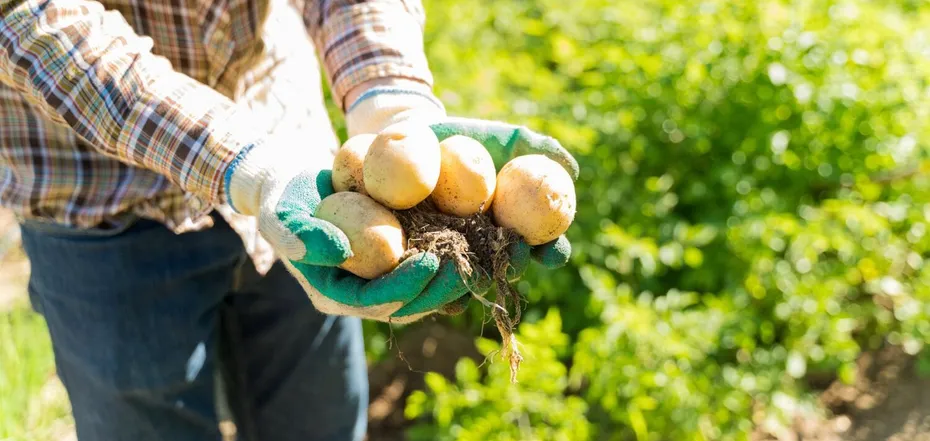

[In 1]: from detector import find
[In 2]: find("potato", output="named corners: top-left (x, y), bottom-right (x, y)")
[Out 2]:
top-left (492, 155), bottom-right (576, 245)
top-left (431, 135), bottom-right (497, 216)
top-left (363, 122), bottom-right (441, 210)
top-left (315, 192), bottom-right (406, 279)
top-left (332, 134), bottom-right (377, 194)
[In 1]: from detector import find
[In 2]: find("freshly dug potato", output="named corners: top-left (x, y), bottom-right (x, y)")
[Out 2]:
top-left (431, 135), bottom-right (497, 216)
top-left (332, 134), bottom-right (377, 194)
top-left (315, 192), bottom-right (406, 279)
top-left (363, 122), bottom-right (441, 210)
top-left (492, 155), bottom-right (576, 245)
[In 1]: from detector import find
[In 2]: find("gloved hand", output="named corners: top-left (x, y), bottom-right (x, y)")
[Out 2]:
top-left (346, 86), bottom-right (579, 271)
top-left (223, 133), bottom-right (469, 323)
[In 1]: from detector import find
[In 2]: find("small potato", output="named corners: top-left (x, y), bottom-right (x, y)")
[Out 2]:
top-left (492, 155), bottom-right (576, 246)
top-left (363, 122), bottom-right (441, 210)
top-left (332, 134), bottom-right (377, 194)
top-left (431, 135), bottom-right (497, 216)
top-left (315, 192), bottom-right (406, 279)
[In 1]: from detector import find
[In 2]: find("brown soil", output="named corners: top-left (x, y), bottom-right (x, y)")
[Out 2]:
top-left (394, 201), bottom-right (524, 381)
top-left (366, 321), bottom-right (481, 441)
top-left (825, 347), bottom-right (930, 441)
top-left (394, 201), bottom-right (516, 293)
top-left (756, 346), bottom-right (930, 441)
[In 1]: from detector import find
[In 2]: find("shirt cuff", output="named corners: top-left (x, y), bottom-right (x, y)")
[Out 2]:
top-left (314, 4), bottom-right (434, 110)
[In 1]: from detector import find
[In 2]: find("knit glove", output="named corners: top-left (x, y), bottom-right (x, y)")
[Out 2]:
top-left (223, 134), bottom-right (469, 323)
top-left (346, 87), bottom-right (578, 271)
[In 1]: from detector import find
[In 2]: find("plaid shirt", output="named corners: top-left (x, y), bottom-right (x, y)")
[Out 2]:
top-left (0, 0), bottom-right (432, 272)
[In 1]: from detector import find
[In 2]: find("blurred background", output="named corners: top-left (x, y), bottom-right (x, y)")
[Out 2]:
top-left (4, 0), bottom-right (930, 440)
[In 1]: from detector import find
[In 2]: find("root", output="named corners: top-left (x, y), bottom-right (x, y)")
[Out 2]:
top-left (396, 200), bottom-right (524, 382)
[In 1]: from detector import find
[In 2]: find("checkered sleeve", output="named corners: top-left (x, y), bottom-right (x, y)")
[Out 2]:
top-left (295, 0), bottom-right (434, 110)
top-left (0, 0), bottom-right (262, 204)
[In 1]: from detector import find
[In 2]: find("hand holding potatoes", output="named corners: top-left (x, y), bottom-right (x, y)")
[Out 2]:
top-left (326, 117), bottom-right (578, 315)
top-left (344, 87), bottom-right (579, 267)
top-left (331, 117), bottom-right (577, 382)
top-left (223, 141), bottom-right (469, 324)
top-left (342, 87), bottom-right (578, 381)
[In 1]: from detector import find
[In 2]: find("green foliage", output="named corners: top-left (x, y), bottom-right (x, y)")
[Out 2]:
top-left (399, 0), bottom-right (930, 439)
top-left (0, 307), bottom-right (72, 440)
top-left (405, 310), bottom-right (591, 441)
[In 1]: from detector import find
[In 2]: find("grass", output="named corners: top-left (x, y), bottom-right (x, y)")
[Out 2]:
top-left (0, 302), bottom-right (74, 441)
top-left (0, 214), bottom-right (74, 441)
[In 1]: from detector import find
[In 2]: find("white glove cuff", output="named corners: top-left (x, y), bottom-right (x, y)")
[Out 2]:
top-left (226, 141), bottom-right (273, 216)
top-left (225, 131), bottom-right (338, 216)
top-left (345, 87), bottom-right (447, 137)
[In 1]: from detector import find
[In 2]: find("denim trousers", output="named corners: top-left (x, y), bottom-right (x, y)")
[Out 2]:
top-left (19, 214), bottom-right (368, 441)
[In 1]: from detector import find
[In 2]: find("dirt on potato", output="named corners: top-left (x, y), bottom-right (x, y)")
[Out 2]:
top-left (394, 200), bottom-right (524, 382)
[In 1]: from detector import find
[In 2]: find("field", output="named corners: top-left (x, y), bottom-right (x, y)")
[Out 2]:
top-left (0, 211), bottom-right (74, 441)
top-left (5, 211), bottom-right (930, 441)
top-left (5, 0), bottom-right (930, 440)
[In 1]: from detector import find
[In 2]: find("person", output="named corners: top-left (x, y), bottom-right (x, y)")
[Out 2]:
top-left (0, 0), bottom-right (578, 439)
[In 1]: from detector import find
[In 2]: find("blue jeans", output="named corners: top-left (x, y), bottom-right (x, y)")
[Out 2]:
top-left (19, 214), bottom-right (367, 441)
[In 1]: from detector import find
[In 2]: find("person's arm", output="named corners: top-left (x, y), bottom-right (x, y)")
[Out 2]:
top-left (293, 0), bottom-right (434, 111)
top-left (0, 0), bottom-right (261, 204)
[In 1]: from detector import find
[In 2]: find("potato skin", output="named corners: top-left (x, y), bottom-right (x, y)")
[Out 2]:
top-left (492, 155), bottom-right (576, 245)
top-left (315, 192), bottom-right (406, 279)
top-left (363, 122), bottom-right (441, 210)
top-left (431, 135), bottom-right (497, 217)
top-left (332, 134), bottom-right (376, 194)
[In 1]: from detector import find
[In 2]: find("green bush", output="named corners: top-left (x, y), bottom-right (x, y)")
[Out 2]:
top-left (379, 0), bottom-right (930, 439)
top-left (405, 310), bottom-right (591, 441)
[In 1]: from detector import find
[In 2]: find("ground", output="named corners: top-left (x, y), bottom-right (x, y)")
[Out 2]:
top-left (3, 208), bottom-right (930, 441)
top-left (778, 346), bottom-right (930, 441)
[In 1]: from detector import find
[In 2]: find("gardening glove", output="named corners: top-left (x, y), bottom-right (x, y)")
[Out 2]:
top-left (223, 133), bottom-right (470, 323)
top-left (346, 86), bottom-right (578, 272)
